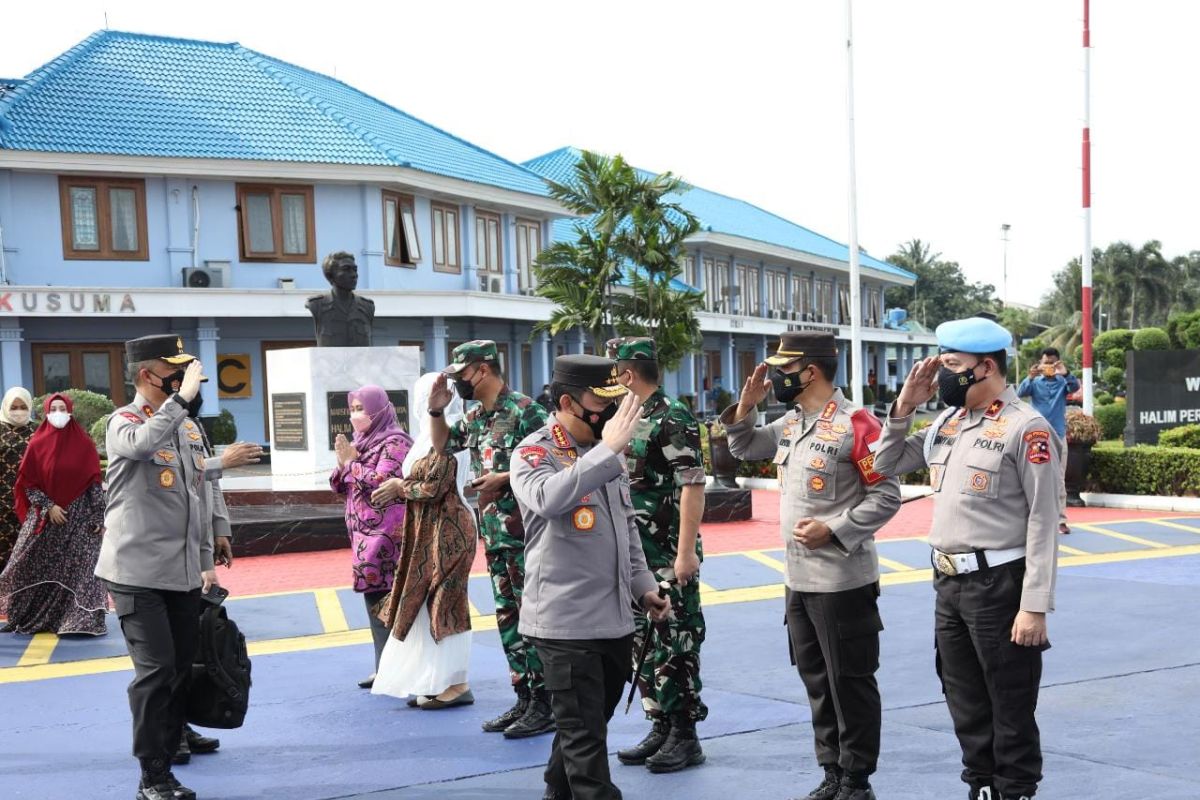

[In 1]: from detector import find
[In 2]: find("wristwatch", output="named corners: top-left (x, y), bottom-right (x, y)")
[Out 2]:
top-left (429, 409), bottom-right (444, 418)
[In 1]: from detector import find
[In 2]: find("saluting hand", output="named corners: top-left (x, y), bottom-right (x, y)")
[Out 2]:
top-left (429, 374), bottom-right (454, 413)
top-left (1011, 610), bottom-right (1048, 647)
top-left (895, 356), bottom-right (940, 416)
top-left (179, 360), bottom-right (204, 402)
top-left (602, 392), bottom-right (642, 454)
top-left (735, 362), bottom-right (772, 421)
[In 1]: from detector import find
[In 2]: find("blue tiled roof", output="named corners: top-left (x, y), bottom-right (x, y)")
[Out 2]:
top-left (0, 31), bottom-right (549, 197)
top-left (525, 147), bottom-right (914, 281)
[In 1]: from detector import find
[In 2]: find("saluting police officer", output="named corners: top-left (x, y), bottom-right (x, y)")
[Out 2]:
top-left (605, 337), bottom-right (709, 774)
top-left (510, 354), bottom-right (671, 800)
top-left (873, 317), bottom-right (1060, 800)
top-left (94, 335), bottom-right (218, 800)
top-left (428, 340), bottom-right (553, 737)
top-left (722, 332), bottom-right (901, 800)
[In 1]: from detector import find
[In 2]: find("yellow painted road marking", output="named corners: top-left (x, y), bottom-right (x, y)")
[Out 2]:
top-left (741, 550), bottom-right (785, 572)
top-left (16, 633), bottom-right (59, 667)
top-left (877, 556), bottom-right (916, 572)
top-left (1144, 519), bottom-right (1200, 535)
top-left (6, 542), bottom-right (1200, 685)
top-left (313, 588), bottom-right (349, 634)
top-left (1072, 522), bottom-right (1169, 549)
top-left (1058, 544), bottom-right (1089, 556)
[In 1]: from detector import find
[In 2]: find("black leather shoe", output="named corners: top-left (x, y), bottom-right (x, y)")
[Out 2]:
top-left (482, 689), bottom-right (529, 733)
top-left (617, 718), bottom-right (670, 765)
top-left (794, 766), bottom-right (844, 800)
top-left (184, 725), bottom-right (220, 754)
top-left (644, 718), bottom-right (705, 773)
top-left (832, 784), bottom-right (876, 800)
top-left (503, 691), bottom-right (555, 739)
top-left (165, 774), bottom-right (197, 800)
top-left (968, 784), bottom-right (997, 800)
top-left (358, 673), bottom-right (376, 689)
top-left (136, 775), bottom-right (195, 800)
top-left (542, 785), bottom-right (569, 800)
top-left (171, 733), bottom-right (191, 766)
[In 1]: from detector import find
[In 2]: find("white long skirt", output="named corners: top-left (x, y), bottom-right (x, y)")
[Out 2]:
top-left (371, 602), bottom-right (471, 698)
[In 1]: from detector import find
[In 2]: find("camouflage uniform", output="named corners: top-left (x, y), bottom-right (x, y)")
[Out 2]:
top-left (444, 342), bottom-right (549, 693)
top-left (610, 337), bottom-right (709, 724)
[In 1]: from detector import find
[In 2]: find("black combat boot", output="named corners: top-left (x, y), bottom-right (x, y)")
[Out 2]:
top-left (968, 783), bottom-right (997, 800)
top-left (644, 716), bottom-right (705, 773)
top-left (793, 765), bottom-right (843, 800)
top-left (171, 731), bottom-right (191, 765)
top-left (481, 686), bottom-right (529, 733)
top-left (137, 759), bottom-right (195, 800)
top-left (503, 688), bottom-right (555, 738)
top-left (832, 772), bottom-right (876, 800)
top-left (617, 717), bottom-right (670, 765)
top-left (184, 724), bottom-right (220, 754)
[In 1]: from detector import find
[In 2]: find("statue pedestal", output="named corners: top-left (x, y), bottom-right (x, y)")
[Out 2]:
top-left (264, 346), bottom-right (421, 490)
top-left (702, 486), bottom-right (753, 523)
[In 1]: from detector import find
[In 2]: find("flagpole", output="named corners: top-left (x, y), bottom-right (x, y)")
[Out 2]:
top-left (845, 0), bottom-right (864, 403)
top-left (1081, 0), bottom-right (1094, 414)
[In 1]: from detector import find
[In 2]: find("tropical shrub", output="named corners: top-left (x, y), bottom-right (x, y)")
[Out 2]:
top-left (1158, 424), bottom-right (1200, 449)
top-left (1132, 327), bottom-right (1171, 351)
top-left (1094, 403), bottom-right (1126, 440)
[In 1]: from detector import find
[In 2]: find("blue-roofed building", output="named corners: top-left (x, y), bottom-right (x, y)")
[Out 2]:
top-left (0, 31), bottom-right (936, 445)
top-left (525, 147), bottom-right (937, 414)
top-left (0, 30), bottom-right (574, 441)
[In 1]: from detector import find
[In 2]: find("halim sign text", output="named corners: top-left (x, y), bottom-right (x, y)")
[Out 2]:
top-left (1124, 348), bottom-right (1200, 444)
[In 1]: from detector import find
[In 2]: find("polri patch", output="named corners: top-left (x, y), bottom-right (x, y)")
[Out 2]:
top-left (1024, 430), bottom-right (1051, 464)
top-left (968, 471), bottom-right (990, 493)
top-left (519, 446), bottom-right (547, 468)
top-left (809, 475), bottom-right (827, 493)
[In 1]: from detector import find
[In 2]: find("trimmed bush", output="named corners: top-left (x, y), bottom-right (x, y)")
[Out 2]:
top-left (89, 414), bottom-right (111, 456)
top-left (1072, 344), bottom-right (1084, 366)
top-left (1101, 365), bottom-right (1125, 392)
top-left (1104, 348), bottom-right (1126, 369)
top-left (32, 389), bottom-right (115, 435)
top-left (1094, 328), bottom-right (1136, 357)
top-left (897, 419), bottom-right (932, 486)
top-left (1168, 310), bottom-right (1200, 349)
top-left (1095, 392), bottom-right (1114, 406)
top-left (1132, 327), bottom-right (1171, 351)
top-left (1094, 402), bottom-right (1126, 440)
top-left (1090, 441), bottom-right (1200, 496)
top-left (211, 408), bottom-right (238, 445)
top-left (1158, 424), bottom-right (1200, 449)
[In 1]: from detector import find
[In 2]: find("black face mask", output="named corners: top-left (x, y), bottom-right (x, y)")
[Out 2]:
top-left (149, 369), bottom-right (185, 396)
top-left (454, 369), bottom-right (480, 402)
top-left (574, 400), bottom-right (619, 440)
top-left (938, 363), bottom-right (980, 408)
top-left (186, 393), bottom-right (204, 419)
top-left (771, 369), bottom-right (810, 406)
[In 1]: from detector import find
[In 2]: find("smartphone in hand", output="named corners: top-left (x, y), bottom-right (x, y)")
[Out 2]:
top-left (201, 584), bottom-right (230, 606)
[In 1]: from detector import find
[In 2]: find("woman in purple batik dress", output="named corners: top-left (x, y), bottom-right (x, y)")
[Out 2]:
top-left (331, 384), bottom-right (412, 688)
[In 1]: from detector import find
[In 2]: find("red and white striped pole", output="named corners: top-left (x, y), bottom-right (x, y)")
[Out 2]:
top-left (1081, 0), bottom-right (1094, 414)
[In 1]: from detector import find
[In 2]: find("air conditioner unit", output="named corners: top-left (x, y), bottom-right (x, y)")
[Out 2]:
top-left (769, 310), bottom-right (783, 320)
top-left (790, 311), bottom-right (800, 321)
top-left (182, 262), bottom-right (228, 288)
top-left (489, 277), bottom-right (503, 294)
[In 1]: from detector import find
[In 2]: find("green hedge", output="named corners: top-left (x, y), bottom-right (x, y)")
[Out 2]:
top-left (89, 414), bottom-right (111, 456)
top-left (1094, 329), bottom-right (1135, 360)
top-left (1158, 424), bottom-right (1200, 449)
top-left (1094, 403), bottom-right (1126, 440)
top-left (1132, 327), bottom-right (1171, 351)
top-left (1090, 441), bottom-right (1200, 495)
top-left (1101, 366), bottom-right (1125, 392)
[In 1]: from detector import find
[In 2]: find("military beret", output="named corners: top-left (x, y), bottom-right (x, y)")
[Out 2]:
top-left (442, 340), bottom-right (499, 375)
top-left (936, 317), bottom-right (1013, 354)
top-left (764, 331), bottom-right (838, 366)
top-left (125, 334), bottom-right (196, 366)
top-left (552, 354), bottom-right (627, 400)
top-left (606, 336), bottom-right (656, 362)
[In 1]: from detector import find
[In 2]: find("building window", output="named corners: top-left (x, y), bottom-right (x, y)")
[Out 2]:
top-left (474, 210), bottom-right (502, 274)
top-left (767, 270), bottom-right (788, 318)
top-left (863, 285), bottom-right (882, 327)
top-left (704, 258), bottom-right (731, 313)
top-left (683, 256), bottom-right (697, 288)
top-left (432, 202), bottom-right (461, 273)
top-left (58, 177), bottom-right (149, 260)
top-left (236, 184), bottom-right (315, 262)
top-left (736, 263), bottom-right (760, 316)
top-left (838, 285), bottom-right (851, 325)
top-left (516, 218), bottom-right (542, 293)
top-left (382, 191), bottom-right (421, 266)
top-left (792, 275), bottom-right (813, 320)
top-left (816, 279), bottom-right (834, 323)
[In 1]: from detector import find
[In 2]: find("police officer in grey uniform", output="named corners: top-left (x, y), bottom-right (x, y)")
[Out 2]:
top-left (95, 335), bottom-right (218, 800)
top-left (873, 317), bottom-right (1060, 800)
top-left (510, 354), bottom-right (671, 800)
top-left (722, 332), bottom-right (901, 800)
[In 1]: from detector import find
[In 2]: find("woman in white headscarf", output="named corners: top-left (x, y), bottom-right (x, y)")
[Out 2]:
top-left (0, 388), bottom-right (36, 574)
top-left (370, 373), bottom-right (478, 708)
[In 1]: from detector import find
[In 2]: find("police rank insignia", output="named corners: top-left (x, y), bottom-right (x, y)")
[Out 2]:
top-left (820, 401), bottom-right (838, 421)
top-left (809, 456), bottom-right (827, 470)
top-left (1024, 430), bottom-right (1051, 464)
top-left (551, 424), bottom-right (570, 449)
top-left (572, 506), bottom-right (596, 530)
top-left (159, 468), bottom-right (176, 489)
top-left (519, 446), bottom-right (547, 468)
top-left (188, 433), bottom-right (202, 441)
top-left (984, 399), bottom-right (1005, 419)
top-left (155, 450), bottom-right (175, 462)
top-left (141, 404), bottom-right (155, 417)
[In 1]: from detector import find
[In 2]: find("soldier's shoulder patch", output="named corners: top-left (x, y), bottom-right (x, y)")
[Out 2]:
top-left (518, 446), bottom-right (547, 468)
top-left (1024, 429), bottom-right (1052, 464)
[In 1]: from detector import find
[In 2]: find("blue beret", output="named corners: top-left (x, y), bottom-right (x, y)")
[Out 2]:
top-left (935, 317), bottom-right (1012, 354)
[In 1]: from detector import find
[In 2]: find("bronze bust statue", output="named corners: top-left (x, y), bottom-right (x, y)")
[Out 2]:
top-left (306, 251), bottom-right (375, 347)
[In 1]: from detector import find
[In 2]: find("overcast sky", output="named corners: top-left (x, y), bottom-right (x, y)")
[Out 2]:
top-left (3, 1), bottom-right (1196, 307)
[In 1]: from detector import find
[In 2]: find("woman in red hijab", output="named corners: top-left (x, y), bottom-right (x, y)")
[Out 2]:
top-left (0, 393), bottom-right (107, 635)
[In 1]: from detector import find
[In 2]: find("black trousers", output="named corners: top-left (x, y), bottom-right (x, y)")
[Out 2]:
top-left (107, 582), bottom-right (202, 774)
top-left (363, 589), bottom-right (390, 671)
top-left (532, 635), bottom-right (633, 800)
top-left (934, 560), bottom-right (1046, 798)
top-left (785, 583), bottom-right (883, 775)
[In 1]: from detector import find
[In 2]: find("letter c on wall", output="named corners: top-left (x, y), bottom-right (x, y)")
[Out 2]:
top-left (218, 354), bottom-right (252, 398)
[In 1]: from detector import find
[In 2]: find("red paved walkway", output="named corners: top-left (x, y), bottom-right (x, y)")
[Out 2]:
top-left (217, 491), bottom-right (1186, 597)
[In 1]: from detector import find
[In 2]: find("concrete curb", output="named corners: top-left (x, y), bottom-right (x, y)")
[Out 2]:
top-left (1080, 492), bottom-right (1200, 512)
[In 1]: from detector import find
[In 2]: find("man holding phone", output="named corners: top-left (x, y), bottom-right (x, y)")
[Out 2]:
top-left (428, 340), bottom-right (553, 738)
top-left (95, 335), bottom-right (218, 800)
top-left (1016, 347), bottom-right (1078, 534)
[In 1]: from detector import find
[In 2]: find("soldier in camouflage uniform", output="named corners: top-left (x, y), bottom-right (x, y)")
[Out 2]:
top-left (428, 340), bottom-right (554, 738)
top-left (607, 337), bottom-right (709, 774)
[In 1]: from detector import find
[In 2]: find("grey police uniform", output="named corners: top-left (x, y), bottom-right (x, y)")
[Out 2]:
top-left (722, 385), bottom-right (900, 781)
top-left (874, 386), bottom-right (1060, 800)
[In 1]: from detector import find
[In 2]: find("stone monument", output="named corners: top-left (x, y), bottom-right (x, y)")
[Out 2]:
top-left (305, 251), bottom-right (375, 347)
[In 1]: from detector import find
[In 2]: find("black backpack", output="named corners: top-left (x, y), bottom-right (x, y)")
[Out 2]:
top-left (187, 603), bottom-right (252, 729)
